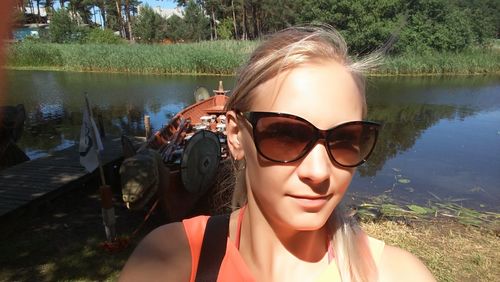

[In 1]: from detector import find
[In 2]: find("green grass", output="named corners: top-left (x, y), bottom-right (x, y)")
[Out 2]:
top-left (363, 219), bottom-right (499, 282)
top-left (6, 40), bottom-right (257, 75)
top-left (0, 181), bottom-right (498, 281)
top-left (377, 49), bottom-right (500, 75)
top-left (5, 40), bottom-right (500, 75)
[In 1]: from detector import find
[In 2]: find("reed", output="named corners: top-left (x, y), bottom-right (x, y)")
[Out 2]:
top-left (377, 49), bottom-right (500, 75)
top-left (7, 40), bottom-right (257, 75)
top-left (6, 41), bottom-right (499, 75)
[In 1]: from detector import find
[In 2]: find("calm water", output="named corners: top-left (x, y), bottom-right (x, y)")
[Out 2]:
top-left (3, 70), bottom-right (500, 211)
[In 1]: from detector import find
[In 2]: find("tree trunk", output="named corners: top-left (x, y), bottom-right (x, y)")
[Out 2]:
top-left (36, 0), bottom-right (42, 23)
top-left (231, 0), bottom-right (238, 39)
top-left (97, 0), bottom-right (106, 28)
top-left (92, 6), bottom-right (98, 25)
top-left (209, 15), bottom-right (213, 40)
top-left (115, 0), bottom-right (125, 38)
top-left (125, 0), bottom-right (133, 40)
top-left (242, 1), bottom-right (248, 40)
top-left (45, 0), bottom-right (54, 18)
top-left (211, 6), bottom-right (217, 40)
top-left (251, 3), bottom-right (257, 39)
top-left (28, 0), bottom-right (34, 15)
top-left (16, 0), bottom-right (25, 13)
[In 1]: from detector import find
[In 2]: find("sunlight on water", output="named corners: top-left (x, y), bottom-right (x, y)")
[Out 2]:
top-left (4, 70), bottom-right (499, 211)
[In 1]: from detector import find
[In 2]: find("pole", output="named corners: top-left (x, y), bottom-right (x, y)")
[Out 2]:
top-left (84, 94), bottom-right (116, 241)
top-left (144, 115), bottom-right (151, 139)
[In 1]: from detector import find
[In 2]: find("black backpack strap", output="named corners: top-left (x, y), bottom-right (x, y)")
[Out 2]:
top-left (195, 214), bottom-right (230, 282)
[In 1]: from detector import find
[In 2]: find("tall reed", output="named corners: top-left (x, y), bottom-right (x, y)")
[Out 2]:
top-left (6, 41), bottom-right (499, 75)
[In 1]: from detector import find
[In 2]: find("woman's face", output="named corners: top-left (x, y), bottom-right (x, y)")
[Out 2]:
top-left (231, 60), bottom-right (364, 232)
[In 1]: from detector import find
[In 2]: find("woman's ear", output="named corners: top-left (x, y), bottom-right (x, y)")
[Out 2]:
top-left (226, 110), bottom-right (245, 160)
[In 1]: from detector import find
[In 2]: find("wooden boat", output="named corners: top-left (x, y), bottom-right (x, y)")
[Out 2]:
top-left (120, 82), bottom-right (231, 221)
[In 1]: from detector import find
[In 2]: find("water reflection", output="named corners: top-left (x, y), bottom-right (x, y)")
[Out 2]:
top-left (4, 70), bottom-right (500, 211)
top-left (351, 76), bottom-right (500, 211)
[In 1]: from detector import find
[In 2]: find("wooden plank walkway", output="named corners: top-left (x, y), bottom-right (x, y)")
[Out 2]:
top-left (0, 136), bottom-right (139, 219)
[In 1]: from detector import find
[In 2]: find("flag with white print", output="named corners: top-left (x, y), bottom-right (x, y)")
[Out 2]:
top-left (79, 105), bottom-right (103, 172)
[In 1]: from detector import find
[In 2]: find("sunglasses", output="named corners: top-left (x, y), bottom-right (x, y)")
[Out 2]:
top-left (238, 111), bottom-right (381, 168)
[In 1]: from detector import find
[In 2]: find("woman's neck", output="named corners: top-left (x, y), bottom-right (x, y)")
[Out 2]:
top-left (237, 196), bottom-right (330, 281)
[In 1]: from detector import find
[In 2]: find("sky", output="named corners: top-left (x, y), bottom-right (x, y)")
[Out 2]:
top-left (141, 0), bottom-right (178, 9)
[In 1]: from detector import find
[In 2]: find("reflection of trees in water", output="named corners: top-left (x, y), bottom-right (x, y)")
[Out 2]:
top-left (107, 104), bottom-right (145, 137)
top-left (18, 103), bottom-right (149, 152)
top-left (359, 103), bottom-right (475, 177)
top-left (19, 104), bottom-right (81, 151)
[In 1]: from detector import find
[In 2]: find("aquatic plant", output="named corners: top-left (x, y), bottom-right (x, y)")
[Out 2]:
top-left (6, 41), bottom-right (499, 75)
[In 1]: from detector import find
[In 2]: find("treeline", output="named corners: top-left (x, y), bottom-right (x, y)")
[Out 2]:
top-left (171, 0), bottom-right (499, 54)
top-left (16, 0), bottom-right (499, 55)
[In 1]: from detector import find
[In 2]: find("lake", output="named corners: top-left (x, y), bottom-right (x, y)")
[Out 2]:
top-left (3, 70), bottom-right (500, 211)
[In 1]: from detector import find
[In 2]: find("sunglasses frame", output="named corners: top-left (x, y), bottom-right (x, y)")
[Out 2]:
top-left (238, 111), bottom-right (381, 168)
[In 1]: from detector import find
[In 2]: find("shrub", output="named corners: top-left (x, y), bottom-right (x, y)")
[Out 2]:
top-left (84, 28), bottom-right (123, 44)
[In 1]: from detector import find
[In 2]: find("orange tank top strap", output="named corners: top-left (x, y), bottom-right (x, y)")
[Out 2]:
top-left (182, 215), bottom-right (209, 282)
top-left (182, 210), bottom-right (255, 282)
top-left (235, 204), bottom-right (246, 249)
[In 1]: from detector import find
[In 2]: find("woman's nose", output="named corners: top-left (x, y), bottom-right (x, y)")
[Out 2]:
top-left (296, 143), bottom-right (332, 186)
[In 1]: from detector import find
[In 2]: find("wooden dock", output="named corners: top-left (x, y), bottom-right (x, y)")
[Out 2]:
top-left (0, 136), bottom-right (137, 219)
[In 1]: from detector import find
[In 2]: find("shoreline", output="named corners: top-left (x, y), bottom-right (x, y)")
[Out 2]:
top-left (5, 65), bottom-right (500, 77)
top-left (6, 41), bottom-right (499, 76)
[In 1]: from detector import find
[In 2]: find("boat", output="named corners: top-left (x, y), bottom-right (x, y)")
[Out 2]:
top-left (120, 82), bottom-right (231, 221)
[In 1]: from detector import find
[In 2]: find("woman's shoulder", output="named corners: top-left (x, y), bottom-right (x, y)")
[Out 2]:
top-left (119, 220), bottom-right (195, 281)
top-left (377, 243), bottom-right (436, 282)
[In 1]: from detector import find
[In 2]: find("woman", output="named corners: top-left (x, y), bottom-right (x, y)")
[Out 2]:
top-left (120, 26), bottom-right (435, 282)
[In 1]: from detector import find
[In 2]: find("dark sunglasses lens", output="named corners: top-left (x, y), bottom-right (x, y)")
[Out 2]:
top-left (254, 116), bottom-right (314, 162)
top-left (328, 123), bottom-right (378, 167)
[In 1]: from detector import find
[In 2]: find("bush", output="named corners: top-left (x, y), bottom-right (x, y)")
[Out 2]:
top-left (84, 28), bottom-right (123, 44)
top-left (49, 9), bottom-right (80, 43)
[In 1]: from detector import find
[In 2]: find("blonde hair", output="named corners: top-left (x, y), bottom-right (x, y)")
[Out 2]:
top-left (224, 25), bottom-right (380, 282)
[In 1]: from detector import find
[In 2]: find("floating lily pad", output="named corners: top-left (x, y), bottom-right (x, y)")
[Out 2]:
top-left (407, 204), bottom-right (430, 215)
top-left (469, 186), bottom-right (485, 193)
top-left (398, 178), bottom-right (411, 184)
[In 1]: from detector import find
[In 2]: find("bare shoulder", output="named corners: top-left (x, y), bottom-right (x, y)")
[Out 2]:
top-left (378, 245), bottom-right (436, 282)
top-left (119, 222), bottom-right (191, 282)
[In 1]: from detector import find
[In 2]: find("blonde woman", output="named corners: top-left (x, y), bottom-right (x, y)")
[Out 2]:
top-left (120, 26), bottom-right (435, 282)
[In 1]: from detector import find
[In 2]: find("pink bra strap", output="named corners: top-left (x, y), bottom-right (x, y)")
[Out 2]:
top-left (235, 205), bottom-right (246, 249)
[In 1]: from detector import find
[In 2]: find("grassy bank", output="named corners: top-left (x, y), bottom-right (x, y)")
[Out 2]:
top-left (6, 40), bottom-right (257, 75)
top-left (6, 40), bottom-right (500, 75)
top-left (0, 181), bottom-right (498, 281)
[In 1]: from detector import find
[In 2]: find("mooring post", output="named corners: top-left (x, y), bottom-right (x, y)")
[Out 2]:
top-left (97, 112), bottom-right (105, 138)
top-left (144, 115), bottom-right (152, 139)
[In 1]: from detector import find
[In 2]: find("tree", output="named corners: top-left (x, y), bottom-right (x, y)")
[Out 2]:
top-left (133, 5), bottom-right (167, 43)
top-left (165, 14), bottom-right (186, 41)
top-left (49, 8), bottom-right (80, 43)
top-left (124, 0), bottom-right (134, 40)
top-left (394, 0), bottom-right (475, 53)
top-left (183, 0), bottom-right (209, 41)
top-left (217, 18), bottom-right (234, 40)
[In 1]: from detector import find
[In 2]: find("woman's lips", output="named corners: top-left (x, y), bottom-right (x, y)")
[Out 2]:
top-left (287, 194), bottom-right (331, 210)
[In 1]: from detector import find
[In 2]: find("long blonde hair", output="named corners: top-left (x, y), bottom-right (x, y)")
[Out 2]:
top-left (224, 25), bottom-right (380, 282)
